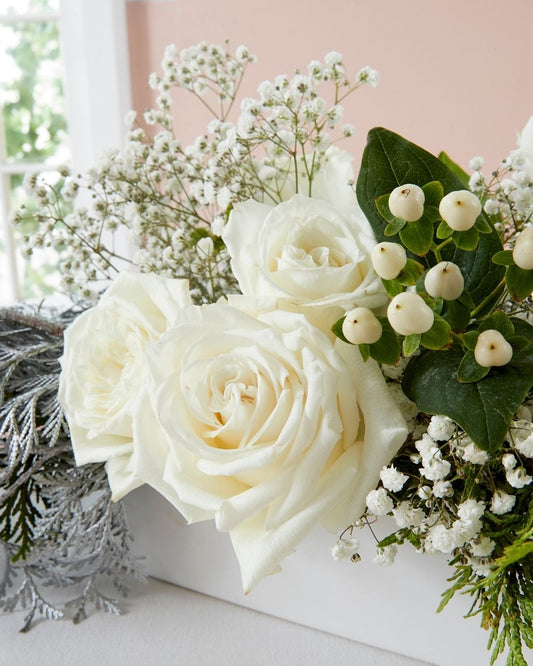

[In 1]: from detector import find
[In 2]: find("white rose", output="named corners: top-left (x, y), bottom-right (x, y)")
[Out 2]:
top-left (130, 296), bottom-right (407, 592)
top-left (223, 193), bottom-right (385, 311)
top-left (58, 272), bottom-right (191, 499)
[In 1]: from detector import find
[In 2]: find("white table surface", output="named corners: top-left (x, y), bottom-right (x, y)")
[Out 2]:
top-left (1, 577), bottom-right (432, 666)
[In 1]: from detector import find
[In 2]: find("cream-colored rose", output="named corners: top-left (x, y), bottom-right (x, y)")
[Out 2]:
top-left (58, 272), bottom-right (191, 499)
top-left (130, 296), bottom-right (406, 592)
top-left (223, 193), bottom-right (385, 311)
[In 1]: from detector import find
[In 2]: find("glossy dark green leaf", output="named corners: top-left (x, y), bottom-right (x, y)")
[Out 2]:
top-left (440, 299), bottom-right (471, 331)
top-left (402, 318), bottom-right (533, 452)
top-left (457, 350), bottom-right (490, 383)
top-left (357, 128), bottom-right (504, 305)
top-left (506, 264), bottom-right (533, 301)
top-left (438, 151), bottom-right (470, 187)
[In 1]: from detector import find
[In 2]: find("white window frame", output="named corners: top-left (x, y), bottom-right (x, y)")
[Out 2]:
top-left (0, 0), bottom-right (132, 302)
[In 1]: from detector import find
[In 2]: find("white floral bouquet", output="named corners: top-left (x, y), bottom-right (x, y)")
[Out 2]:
top-left (2, 42), bottom-right (533, 664)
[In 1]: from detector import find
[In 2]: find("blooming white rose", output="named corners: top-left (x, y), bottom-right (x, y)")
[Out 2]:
top-left (223, 192), bottom-right (384, 313)
top-left (59, 272), bottom-right (191, 499)
top-left (129, 295), bottom-right (406, 592)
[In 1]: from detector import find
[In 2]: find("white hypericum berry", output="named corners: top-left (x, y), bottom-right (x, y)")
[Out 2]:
top-left (424, 261), bottom-right (464, 300)
top-left (474, 329), bottom-right (513, 367)
top-left (370, 242), bottom-right (407, 280)
top-left (439, 190), bottom-right (482, 231)
top-left (342, 307), bottom-right (382, 344)
top-left (512, 227), bottom-right (533, 270)
top-left (388, 184), bottom-right (425, 222)
top-left (387, 291), bottom-right (434, 336)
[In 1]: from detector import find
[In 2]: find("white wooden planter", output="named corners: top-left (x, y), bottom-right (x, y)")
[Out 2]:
top-left (124, 485), bottom-right (509, 666)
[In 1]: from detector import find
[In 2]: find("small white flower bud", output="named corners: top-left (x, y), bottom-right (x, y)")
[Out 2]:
top-left (439, 190), bottom-right (482, 231)
top-left (474, 329), bottom-right (513, 367)
top-left (370, 242), bottom-right (407, 280)
top-left (342, 307), bottom-right (382, 344)
top-left (387, 291), bottom-right (434, 336)
top-left (512, 227), bottom-right (533, 270)
top-left (388, 184), bottom-right (425, 222)
top-left (424, 261), bottom-right (464, 300)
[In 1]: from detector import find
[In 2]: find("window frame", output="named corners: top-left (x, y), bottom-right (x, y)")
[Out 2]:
top-left (0, 0), bottom-right (131, 302)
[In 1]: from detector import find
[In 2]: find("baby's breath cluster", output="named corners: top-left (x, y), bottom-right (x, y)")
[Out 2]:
top-left (13, 43), bottom-right (378, 303)
top-left (469, 125), bottom-right (533, 244)
top-left (334, 407), bottom-right (533, 578)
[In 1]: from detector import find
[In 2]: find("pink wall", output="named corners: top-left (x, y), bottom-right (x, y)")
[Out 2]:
top-left (127, 0), bottom-right (533, 172)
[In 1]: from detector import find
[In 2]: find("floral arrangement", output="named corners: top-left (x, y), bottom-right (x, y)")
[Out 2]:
top-left (1, 42), bottom-right (533, 664)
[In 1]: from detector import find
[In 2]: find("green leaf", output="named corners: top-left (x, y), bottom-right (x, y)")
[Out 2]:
top-left (420, 314), bottom-right (453, 350)
top-left (356, 128), bottom-right (504, 305)
top-left (421, 180), bottom-right (444, 206)
top-left (381, 278), bottom-right (404, 298)
top-left (509, 336), bottom-right (530, 353)
top-left (358, 343), bottom-right (371, 361)
top-left (440, 299), bottom-right (471, 331)
top-left (402, 318), bottom-right (533, 452)
top-left (396, 258), bottom-right (425, 286)
top-left (506, 264), bottom-right (533, 301)
top-left (474, 215), bottom-right (493, 234)
top-left (479, 311), bottom-right (514, 338)
top-left (438, 151), bottom-right (470, 186)
top-left (384, 218), bottom-right (406, 236)
top-left (463, 330), bottom-right (480, 350)
top-left (436, 220), bottom-right (454, 239)
top-left (452, 227), bottom-right (479, 251)
top-left (403, 333), bottom-right (421, 356)
top-left (331, 316), bottom-right (350, 344)
top-left (458, 290), bottom-right (476, 310)
top-left (399, 217), bottom-right (434, 256)
top-left (375, 193), bottom-right (401, 225)
top-left (457, 350), bottom-right (490, 383)
top-left (368, 316), bottom-right (401, 364)
top-left (492, 250), bottom-right (515, 266)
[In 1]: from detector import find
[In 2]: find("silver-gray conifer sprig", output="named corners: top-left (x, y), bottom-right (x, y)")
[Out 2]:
top-left (0, 307), bottom-right (144, 631)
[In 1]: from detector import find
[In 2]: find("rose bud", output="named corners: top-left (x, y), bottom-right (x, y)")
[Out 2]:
top-left (371, 242), bottom-right (407, 280)
top-left (387, 291), bottom-right (434, 336)
top-left (388, 184), bottom-right (425, 222)
top-left (342, 307), bottom-right (383, 344)
top-left (439, 190), bottom-right (482, 231)
top-left (474, 329), bottom-right (513, 367)
top-left (424, 261), bottom-right (464, 300)
top-left (513, 227), bottom-right (533, 270)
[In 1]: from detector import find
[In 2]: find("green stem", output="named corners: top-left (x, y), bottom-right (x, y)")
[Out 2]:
top-left (470, 279), bottom-right (506, 318)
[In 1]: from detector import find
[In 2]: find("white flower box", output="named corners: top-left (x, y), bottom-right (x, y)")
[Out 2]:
top-left (125, 486), bottom-right (496, 665)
